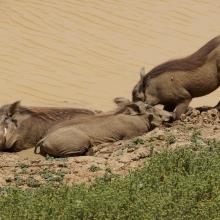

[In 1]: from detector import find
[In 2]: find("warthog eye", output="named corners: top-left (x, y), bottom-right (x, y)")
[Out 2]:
top-left (4, 116), bottom-right (18, 128)
top-left (11, 118), bottom-right (18, 127)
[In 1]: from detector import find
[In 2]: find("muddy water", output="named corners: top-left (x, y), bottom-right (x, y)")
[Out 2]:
top-left (0, 0), bottom-right (220, 111)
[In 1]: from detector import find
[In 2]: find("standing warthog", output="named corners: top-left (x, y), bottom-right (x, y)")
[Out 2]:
top-left (0, 101), bottom-right (99, 151)
top-left (36, 98), bottom-right (172, 157)
top-left (132, 36), bottom-right (220, 119)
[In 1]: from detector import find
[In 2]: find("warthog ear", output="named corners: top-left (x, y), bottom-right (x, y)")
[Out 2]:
top-left (125, 103), bottom-right (141, 115)
top-left (131, 101), bottom-right (149, 114)
top-left (126, 101), bottom-right (148, 115)
top-left (140, 67), bottom-right (145, 80)
top-left (113, 97), bottom-right (131, 107)
top-left (7, 101), bottom-right (21, 117)
top-left (148, 112), bottom-right (161, 128)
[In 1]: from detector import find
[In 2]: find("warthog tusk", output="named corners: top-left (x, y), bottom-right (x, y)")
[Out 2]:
top-left (3, 127), bottom-right (7, 137)
top-left (34, 145), bottom-right (41, 154)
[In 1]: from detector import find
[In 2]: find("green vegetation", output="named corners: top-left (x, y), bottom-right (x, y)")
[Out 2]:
top-left (1, 141), bottom-right (220, 219)
top-left (165, 133), bottom-right (176, 145)
top-left (133, 137), bottom-right (145, 145)
top-left (39, 168), bottom-right (66, 184)
top-left (88, 164), bottom-right (101, 172)
top-left (26, 177), bottom-right (41, 188)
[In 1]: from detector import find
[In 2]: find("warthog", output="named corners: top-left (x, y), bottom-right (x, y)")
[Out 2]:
top-left (132, 36), bottom-right (220, 119)
top-left (36, 98), bottom-right (172, 157)
top-left (0, 101), bottom-right (98, 151)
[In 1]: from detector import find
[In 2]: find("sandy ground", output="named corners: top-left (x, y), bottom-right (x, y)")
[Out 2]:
top-left (0, 108), bottom-right (219, 188)
top-left (0, 0), bottom-right (220, 111)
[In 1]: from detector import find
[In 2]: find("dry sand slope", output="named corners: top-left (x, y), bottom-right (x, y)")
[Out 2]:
top-left (0, 0), bottom-right (220, 110)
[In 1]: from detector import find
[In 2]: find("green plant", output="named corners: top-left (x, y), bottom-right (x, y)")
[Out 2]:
top-left (18, 163), bottom-right (29, 169)
top-left (45, 154), bottom-right (55, 161)
top-left (89, 164), bottom-right (101, 172)
top-left (39, 169), bottom-right (64, 183)
top-left (190, 129), bottom-right (202, 143)
top-left (133, 138), bottom-right (145, 145)
top-left (18, 163), bottom-right (29, 174)
top-left (1, 146), bottom-right (220, 219)
top-left (26, 177), bottom-right (41, 188)
top-left (14, 174), bottom-right (25, 186)
top-left (204, 138), bottom-right (220, 152)
top-left (165, 133), bottom-right (176, 145)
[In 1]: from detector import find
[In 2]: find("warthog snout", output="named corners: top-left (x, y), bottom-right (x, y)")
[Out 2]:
top-left (162, 113), bottom-right (174, 122)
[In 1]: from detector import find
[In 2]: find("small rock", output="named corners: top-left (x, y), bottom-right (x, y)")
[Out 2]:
top-left (135, 147), bottom-right (150, 159)
top-left (0, 176), bottom-right (6, 186)
top-left (127, 147), bottom-right (135, 153)
top-left (119, 154), bottom-right (132, 163)
top-left (74, 156), bottom-right (106, 164)
top-left (180, 114), bottom-right (186, 121)
top-left (5, 176), bottom-right (14, 183)
top-left (58, 163), bottom-right (68, 168)
top-left (157, 134), bottom-right (165, 140)
top-left (107, 160), bottom-right (124, 171)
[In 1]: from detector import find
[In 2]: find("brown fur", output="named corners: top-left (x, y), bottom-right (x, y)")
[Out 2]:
top-left (0, 101), bottom-right (98, 151)
top-left (37, 99), bottom-right (172, 157)
top-left (144, 35), bottom-right (220, 81)
top-left (132, 36), bottom-right (220, 119)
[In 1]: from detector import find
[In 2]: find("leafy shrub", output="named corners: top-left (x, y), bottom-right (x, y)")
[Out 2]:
top-left (1, 147), bottom-right (220, 219)
top-left (133, 137), bottom-right (145, 145)
top-left (88, 164), bottom-right (101, 172)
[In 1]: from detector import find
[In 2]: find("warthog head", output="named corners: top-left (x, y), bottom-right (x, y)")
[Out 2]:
top-left (0, 101), bottom-right (23, 151)
top-left (0, 101), bottom-right (50, 151)
top-left (114, 97), bottom-right (173, 128)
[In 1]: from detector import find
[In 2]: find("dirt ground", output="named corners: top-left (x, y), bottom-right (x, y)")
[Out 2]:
top-left (0, 108), bottom-right (219, 188)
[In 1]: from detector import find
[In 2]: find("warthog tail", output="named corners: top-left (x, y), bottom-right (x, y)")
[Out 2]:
top-left (34, 137), bottom-right (46, 154)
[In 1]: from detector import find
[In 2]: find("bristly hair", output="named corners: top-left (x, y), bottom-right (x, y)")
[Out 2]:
top-left (18, 106), bottom-right (95, 121)
top-left (144, 35), bottom-right (220, 82)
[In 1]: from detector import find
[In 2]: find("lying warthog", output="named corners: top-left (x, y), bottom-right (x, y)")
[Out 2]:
top-left (132, 36), bottom-right (220, 119)
top-left (0, 101), bottom-right (99, 151)
top-left (36, 98), bottom-right (172, 157)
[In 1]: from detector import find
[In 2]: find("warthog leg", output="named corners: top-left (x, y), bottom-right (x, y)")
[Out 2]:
top-left (174, 98), bottom-right (192, 120)
top-left (184, 107), bottom-right (194, 116)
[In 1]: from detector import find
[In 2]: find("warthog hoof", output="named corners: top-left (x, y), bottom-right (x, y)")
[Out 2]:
top-left (185, 107), bottom-right (194, 116)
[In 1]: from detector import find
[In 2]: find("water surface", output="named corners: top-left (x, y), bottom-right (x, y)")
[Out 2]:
top-left (0, 0), bottom-right (219, 110)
